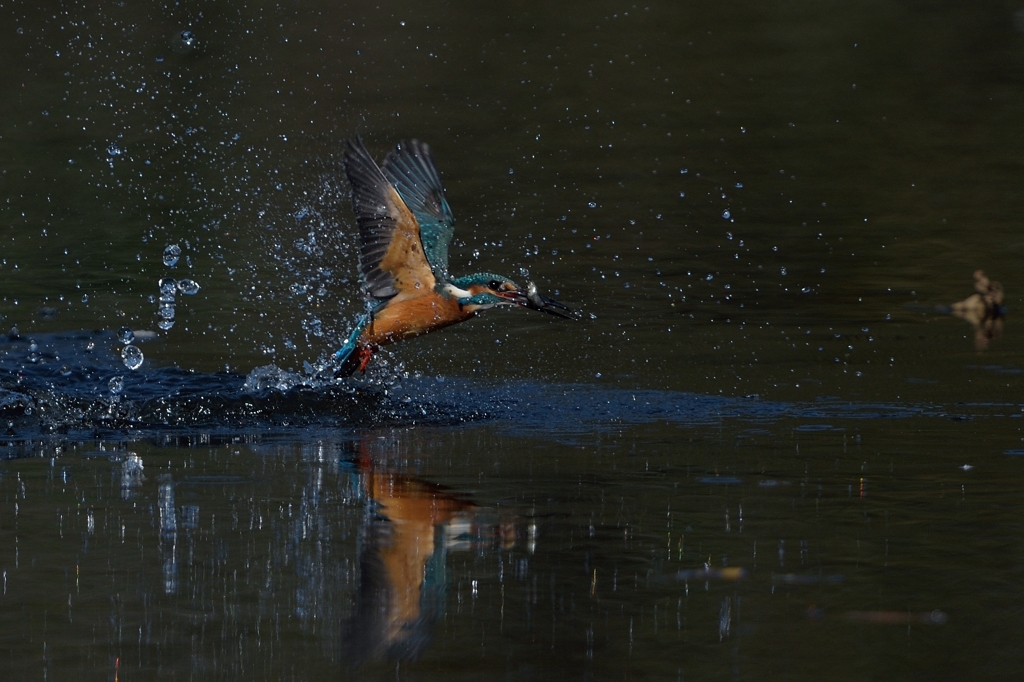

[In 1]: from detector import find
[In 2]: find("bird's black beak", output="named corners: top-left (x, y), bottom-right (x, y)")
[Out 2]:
top-left (500, 281), bottom-right (575, 319)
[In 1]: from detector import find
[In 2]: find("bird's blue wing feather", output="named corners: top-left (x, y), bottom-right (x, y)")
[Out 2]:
top-left (382, 140), bottom-right (455, 279)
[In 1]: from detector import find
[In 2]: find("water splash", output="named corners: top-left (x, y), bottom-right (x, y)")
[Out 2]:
top-left (157, 277), bottom-right (177, 328)
top-left (177, 279), bottom-right (200, 295)
top-left (121, 345), bottom-right (144, 370)
top-left (159, 278), bottom-right (177, 298)
top-left (163, 245), bottom-right (181, 267)
top-left (0, 331), bottom-right (981, 442)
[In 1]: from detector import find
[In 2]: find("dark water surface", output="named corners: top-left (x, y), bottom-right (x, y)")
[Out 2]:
top-left (3, 0), bottom-right (1024, 679)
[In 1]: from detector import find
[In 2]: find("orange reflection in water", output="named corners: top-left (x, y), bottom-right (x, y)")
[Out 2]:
top-left (343, 440), bottom-right (518, 664)
top-left (364, 466), bottom-right (472, 646)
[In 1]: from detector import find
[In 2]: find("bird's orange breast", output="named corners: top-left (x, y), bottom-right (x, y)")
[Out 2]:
top-left (359, 290), bottom-right (472, 347)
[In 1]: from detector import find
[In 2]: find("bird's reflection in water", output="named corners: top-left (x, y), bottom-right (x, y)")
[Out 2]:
top-left (946, 270), bottom-right (1005, 351)
top-left (343, 440), bottom-right (517, 665)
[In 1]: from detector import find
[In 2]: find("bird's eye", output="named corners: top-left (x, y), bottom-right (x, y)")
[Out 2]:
top-left (489, 280), bottom-right (504, 290)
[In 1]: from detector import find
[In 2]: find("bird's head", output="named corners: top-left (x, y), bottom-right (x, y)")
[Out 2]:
top-left (447, 273), bottom-right (573, 318)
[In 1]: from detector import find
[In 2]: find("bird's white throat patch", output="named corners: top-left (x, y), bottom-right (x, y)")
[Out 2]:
top-left (442, 282), bottom-right (475, 299)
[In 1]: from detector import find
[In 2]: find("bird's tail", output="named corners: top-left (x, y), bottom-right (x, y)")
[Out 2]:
top-left (334, 314), bottom-right (371, 376)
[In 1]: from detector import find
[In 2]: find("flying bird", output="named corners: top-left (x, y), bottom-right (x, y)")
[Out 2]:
top-left (334, 137), bottom-right (571, 375)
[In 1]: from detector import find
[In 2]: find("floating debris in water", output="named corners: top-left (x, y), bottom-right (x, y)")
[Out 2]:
top-left (943, 269), bottom-right (1005, 351)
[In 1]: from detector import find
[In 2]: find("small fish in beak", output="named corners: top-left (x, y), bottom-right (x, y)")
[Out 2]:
top-left (498, 281), bottom-right (575, 319)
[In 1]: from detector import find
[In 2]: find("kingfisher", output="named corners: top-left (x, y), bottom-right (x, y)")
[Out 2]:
top-left (334, 136), bottom-right (572, 376)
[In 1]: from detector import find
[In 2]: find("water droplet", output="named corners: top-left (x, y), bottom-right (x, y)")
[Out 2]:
top-left (780, 267), bottom-right (788, 276)
top-left (107, 143), bottom-right (122, 157)
top-left (81, 294), bottom-right (89, 303)
top-left (679, 191), bottom-right (686, 198)
top-left (588, 201), bottom-right (597, 208)
top-left (59, 365), bottom-right (72, 377)
top-left (118, 327), bottom-right (135, 345)
top-left (163, 245), bottom-right (181, 267)
top-left (177, 279), bottom-right (200, 295)
top-left (159, 278), bottom-right (177, 297)
top-left (157, 320), bottom-right (175, 330)
top-left (108, 376), bottom-right (125, 394)
top-left (121, 345), bottom-right (144, 370)
top-left (722, 209), bottom-right (731, 219)
top-left (180, 30), bottom-right (196, 47)
top-left (158, 304), bottom-right (175, 321)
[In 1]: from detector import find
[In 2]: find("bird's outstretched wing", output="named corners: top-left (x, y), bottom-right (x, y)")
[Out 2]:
top-left (381, 140), bottom-right (456, 280)
top-left (344, 136), bottom-right (437, 302)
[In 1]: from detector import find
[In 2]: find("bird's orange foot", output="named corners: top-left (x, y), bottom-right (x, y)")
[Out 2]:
top-left (357, 347), bottom-right (374, 372)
